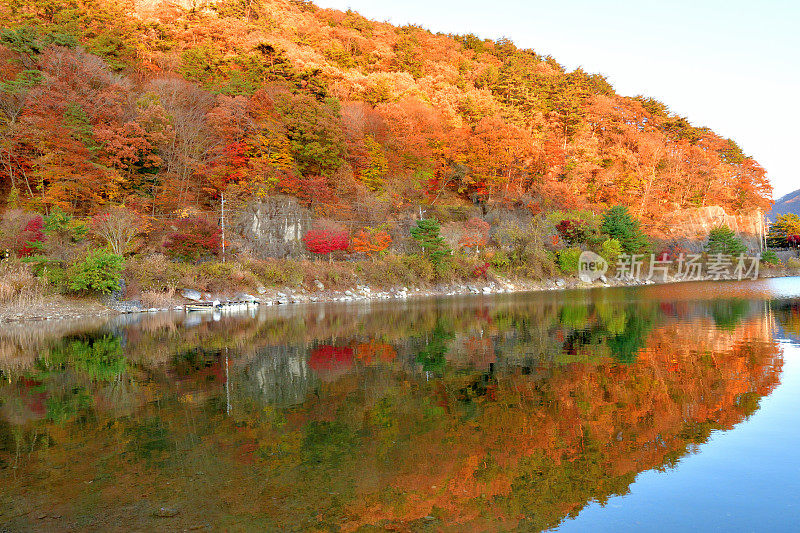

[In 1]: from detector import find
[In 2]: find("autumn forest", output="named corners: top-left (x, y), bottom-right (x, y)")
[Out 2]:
top-left (0, 0), bottom-right (779, 305)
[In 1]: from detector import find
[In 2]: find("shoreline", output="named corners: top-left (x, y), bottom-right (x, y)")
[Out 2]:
top-left (2, 269), bottom-right (796, 325)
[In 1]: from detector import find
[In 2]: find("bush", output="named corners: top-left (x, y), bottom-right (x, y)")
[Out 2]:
top-left (705, 225), bottom-right (747, 256)
top-left (249, 259), bottom-right (305, 287)
top-left (600, 238), bottom-right (622, 264)
top-left (557, 247), bottom-right (582, 274)
top-left (67, 248), bottom-right (124, 294)
top-left (555, 219), bottom-right (590, 245)
top-left (401, 254), bottom-right (436, 283)
top-left (19, 215), bottom-right (45, 257)
top-left (164, 217), bottom-right (222, 262)
top-left (302, 222), bottom-right (349, 261)
top-left (124, 254), bottom-right (189, 293)
top-left (601, 205), bottom-right (650, 254)
top-left (760, 249), bottom-right (780, 265)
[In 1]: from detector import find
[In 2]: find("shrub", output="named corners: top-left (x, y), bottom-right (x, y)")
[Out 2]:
top-left (249, 259), bottom-right (305, 287)
top-left (705, 225), bottom-right (747, 256)
top-left (458, 217), bottom-right (490, 250)
top-left (67, 248), bottom-right (124, 294)
top-left (0, 210), bottom-right (38, 257)
top-left (760, 249), bottom-right (780, 265)
top-left (601, 205), bottom-right (650, 254)
top-left (555, 219), bottom-right (590, 245)
top-left (164, 217), bottom-right (222, 262)
top-left (600, 238), bottom-right (622, 264)
top-left (401, 254), bottom-right (436, 283)
top-left (124, 253), bottom-right (188, 293)
top-left (557, 247), bottom-right (582, 274)
top-left (43, 208), bottom-right (87, 260)
top-left (351, 227), bottom-right (392, 260)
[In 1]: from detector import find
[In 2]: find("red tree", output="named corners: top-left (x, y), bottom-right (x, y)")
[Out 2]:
top-left (164, 217), bottom-right (222, 262)
top-left (303, 226), bottom-right (349, 262)
top-left (19, 216), bottom-right (45, 257)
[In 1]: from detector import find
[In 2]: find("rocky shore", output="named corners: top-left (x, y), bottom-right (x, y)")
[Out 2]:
top-left (2, 269), bottom-right (796, 324)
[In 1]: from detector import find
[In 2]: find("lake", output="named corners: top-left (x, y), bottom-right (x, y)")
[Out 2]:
top-left (2, 279), bottom-right (800, 531)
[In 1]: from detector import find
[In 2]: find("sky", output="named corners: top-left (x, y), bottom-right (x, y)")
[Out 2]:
top-left (314, 0), bottom-right (799, 199)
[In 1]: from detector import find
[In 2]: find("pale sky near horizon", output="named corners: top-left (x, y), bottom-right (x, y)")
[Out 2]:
top-left (314, 0), bottom-right (799, 199)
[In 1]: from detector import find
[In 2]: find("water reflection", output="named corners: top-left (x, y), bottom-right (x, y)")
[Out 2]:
top-left (0, 281), bottom-right (793, 531)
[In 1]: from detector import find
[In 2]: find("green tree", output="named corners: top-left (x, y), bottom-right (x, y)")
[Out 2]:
top-left (601, 206), bottom-right (649, 254)
top-left (67, 248), bottom-right (124, 294)
top-left (410, 218), bottom-right (451, 264)
top-left (705, 225), bottom-right (747, 256)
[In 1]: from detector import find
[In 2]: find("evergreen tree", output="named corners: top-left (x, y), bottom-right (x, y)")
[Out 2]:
top-left (410, 218), bottom-right (450, 264)
top-left (601, 206), bottom-right (650, 254)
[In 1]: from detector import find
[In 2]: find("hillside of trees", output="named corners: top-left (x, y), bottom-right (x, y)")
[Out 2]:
top-left (0, 0), bottom-right (779, 304)
top-left (0, 0), bottom-right (771, 218)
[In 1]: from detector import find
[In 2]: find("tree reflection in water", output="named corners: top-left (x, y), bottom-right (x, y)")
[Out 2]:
top-left (0, 286), bottom-right (789, 531)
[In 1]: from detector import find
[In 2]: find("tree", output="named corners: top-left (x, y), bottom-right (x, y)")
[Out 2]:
top-left (164, 217), bottom-right (222, 262)
top-left (767, 214), bottom-right (800, 248)
top-left (90, 206), bottom-right (147, 256)
top-left (458, 217), bottom-right (490, 251)
top-left (18, 214), bottom-right (45, 257)
top-left (410, 218), bottom-right (450, 263)
top-left (303, 223), bottom-right (349, 262)
top-left (601, 206), bottom-right (649, 254)
top-left (705, 225), bottom-right (747, 256)
top-left (359, 135), bottom-right (388, 191)
top-left (351, 227), bottom-right (392, 261)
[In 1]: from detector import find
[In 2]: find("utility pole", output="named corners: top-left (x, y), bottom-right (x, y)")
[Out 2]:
top-left (221, 192), bottom-right (226, 263)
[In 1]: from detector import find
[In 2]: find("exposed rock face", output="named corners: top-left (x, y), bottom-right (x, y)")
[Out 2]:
top-left (654, 206), bottom-right (766, 241)
top-left (234, 195), bottom-right (312, 258)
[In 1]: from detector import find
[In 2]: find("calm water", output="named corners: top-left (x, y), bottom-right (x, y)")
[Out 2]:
top-left (2, 279), bottom-right (800, 531)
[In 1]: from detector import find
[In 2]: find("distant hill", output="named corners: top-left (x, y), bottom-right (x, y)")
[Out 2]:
top-left (769, 189), bottom-right (800, 219)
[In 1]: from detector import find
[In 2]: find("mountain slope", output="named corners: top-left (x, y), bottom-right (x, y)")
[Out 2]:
top-left (0, 0), bottom-right (772, 225)
top-left (769, 189), bottom-right (800, 219)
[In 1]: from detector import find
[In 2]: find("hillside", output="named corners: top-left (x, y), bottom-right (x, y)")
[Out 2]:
top-left (0, 0), bottom-right (772, 225)
top-left (769, 189), bottom-right (800, 219)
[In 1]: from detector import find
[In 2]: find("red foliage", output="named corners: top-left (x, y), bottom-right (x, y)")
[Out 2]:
top-left (788, 235), bottom-right (800, 248)
top-left (308, 345), bottom-right (354, 374)
top-left (555, 219), bottom-right (588, 245)
top-left (19, 216), bottom-right (45, 257)
top-left (303, 228), bottom-right (349, 257)
top-left (458, 217), bottom-right (490, 248)
top-left (163, 217), bottom-right (222, 261)
top-left (472, 262), bottom-right (490, 279)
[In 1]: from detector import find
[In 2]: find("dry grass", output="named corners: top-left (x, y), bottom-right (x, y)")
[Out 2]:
top-left (0, 259), bottom-right (46, 305)
top-left (140, 288), bottom-right (177, 308)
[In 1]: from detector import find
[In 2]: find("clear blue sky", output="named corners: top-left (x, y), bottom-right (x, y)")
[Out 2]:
top-left (314, 0), bottom-right (799, 199)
